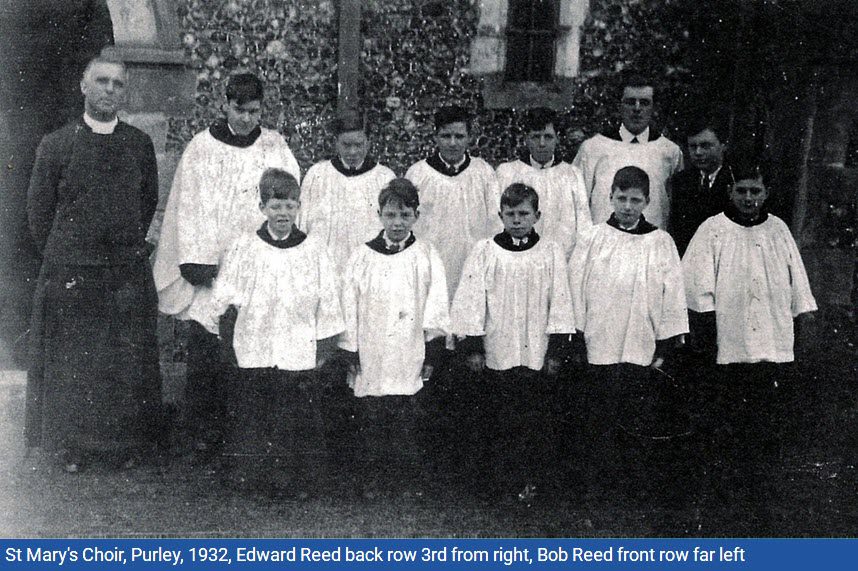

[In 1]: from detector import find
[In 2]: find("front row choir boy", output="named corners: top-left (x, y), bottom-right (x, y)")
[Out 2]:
top-left (567, 166), bottom-right (687, 491)
top-left (207, 168), bottom-right (344, 497)
top-left (681, 160), bottom-right (816, 528)
top-left (406, 105), bottom-right (500, 299)
top-left (338, 178), bottom-right (450, 498)
top-left (451, 183), bottom-right (575, 496)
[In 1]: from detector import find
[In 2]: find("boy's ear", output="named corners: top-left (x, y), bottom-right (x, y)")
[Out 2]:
top-left (258, 201), bottom-right (266, 212)
top-left (414, 208), bottom-right (420, 220)
top-left (535, 210), bottom-right (542, 221)
top-left (498, 210), bottom-right (503, 221)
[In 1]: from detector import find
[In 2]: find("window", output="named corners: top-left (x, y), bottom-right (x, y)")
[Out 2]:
top-left (470, 0), bottom-right (589, 109)
top-left (505, 0), bottom-right (559, 83)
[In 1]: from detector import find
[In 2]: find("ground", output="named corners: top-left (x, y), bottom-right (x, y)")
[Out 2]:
top-left (1, 309), bottom-right (856, 538)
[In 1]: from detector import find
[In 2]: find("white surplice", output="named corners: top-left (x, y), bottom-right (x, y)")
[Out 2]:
top-left (451, 238), bottom-right (575, 371)
top-left (405, 158), bottom-right (501, 297)
top-left (682, 213), bottom-right (817, 364)
top-left (338, 239), bottom-right (450, 397)
top-left (207, 233), bottom-right (343, 370)
top-left (152, 127), bottom-right (301, 332)
top-left (572, 133), bottom-right (683, 228)
top-left (298, 160), bottom-right (395, 275)
top-left (495, 159), bottom-right (593, 258)
top-left (569, 223), bottom-right (688, 366)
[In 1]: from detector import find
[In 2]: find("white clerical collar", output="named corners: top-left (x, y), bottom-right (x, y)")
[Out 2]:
top-left (439, 154), bottom-right (467, 171)
top-left (383, 231), bottom-right (410, 251)
top-left (83, 112), bottom-right (118, 135)
top-left (267, 225), bottom-right (291, 241)
top-left (341, 158), bottom-right (365, 171)
top-left (620, 124), bottom-right (649, 144)
top-left (618, 218), bottom-right (641, 231)
top-left (529, 155), bottom-right (554, 169)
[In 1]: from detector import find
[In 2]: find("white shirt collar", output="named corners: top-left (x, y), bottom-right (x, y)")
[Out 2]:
top-left (702, 165), bottom-right (723, 187)
top-left (439, 153), bottom-right (467, 171)
top-left (619, 124), bottom-right (649, 144)
top-left (529, 155), bottom-right (554, 169)
top-left (383, 231), bottom-right (410, 250)
top-left (618, 217), bottom-right (641, 231)
top-left (266, 225), bottom-right (291, 241)
top-left (83, 112), bottom-right (118, 135)
top-left (511, 235), bottom-right (529, 246)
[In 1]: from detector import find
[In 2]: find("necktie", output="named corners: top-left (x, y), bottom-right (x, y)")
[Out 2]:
top-left (700, 172), bottom-right (709, 194)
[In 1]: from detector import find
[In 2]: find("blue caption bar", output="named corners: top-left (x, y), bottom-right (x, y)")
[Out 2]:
top-left (0, 539), bottom-right (852, 570)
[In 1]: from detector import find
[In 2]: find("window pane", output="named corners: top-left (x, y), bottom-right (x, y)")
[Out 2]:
top-left (531, 0), bottom-right (556, 31)
top-left (508, 0), bottom-right (533, 30)
top-left (505, 33), bottom-right (530, 82)
top-left (529, 36), bottom-right (555, 82)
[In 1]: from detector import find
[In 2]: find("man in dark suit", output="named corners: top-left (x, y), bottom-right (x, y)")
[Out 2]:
top-left (668, 116), bottom-right (733, 256)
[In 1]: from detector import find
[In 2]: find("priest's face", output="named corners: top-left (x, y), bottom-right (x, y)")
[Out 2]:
top-left (499, 200), bottom-right (540, 239)
top-left (610, 186), bottom-right (649, 227)
top-left (379, 201), bottom-right (418, 243)
top-left (620, 86), bottom-right (654, 136)
top-left (226, 98), bottom-right (262, 136)
top-left (730, 177), bottom-right (768, 220)
top-left (260, 197), bottom-right (300, 238)
top-left (687, 129), bottom-right (726, 174)
top-left (526, 124), bottom-right (557, 165)
top-left (435, 121), bottom-right (469, 165)
top-left (80, 61), bottom-right (126, 121)
top-left (336, 130), bottom-right (369, 168)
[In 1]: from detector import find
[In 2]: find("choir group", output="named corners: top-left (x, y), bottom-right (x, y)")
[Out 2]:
top-left (28, 61), bottom-right (818, 526)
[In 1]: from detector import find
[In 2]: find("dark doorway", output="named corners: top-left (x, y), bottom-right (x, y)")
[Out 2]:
top-left (0, 0), bottom-right (113, 365)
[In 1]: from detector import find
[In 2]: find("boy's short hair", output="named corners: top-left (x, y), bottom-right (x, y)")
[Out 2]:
top-left (685, 112), bottom-right (729, 143)
top-left (226, 73), bottom-right (264, 105)
top-left (379, 178), bottom-right (420, 211)
top-left (500, 183), bottom-right (539, 211)
top-left (332, 109), bottom-right (366, 135)
top-left (611, 166), bottom-right (650, 199)
top-left (731, 156), bottom-right (769, 187)
top-left (259, 168), bottom-right (300, 203)
top-left (434, 105), bottom-right (470, 130)
top-left (522, 107), bottom-right (557, 133)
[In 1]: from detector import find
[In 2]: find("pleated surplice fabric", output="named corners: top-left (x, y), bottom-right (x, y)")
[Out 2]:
top-left (682, 212), bottom-right (817, 364)
top-left (495, 159), bottom-right (593, 258)
top-left (451, 237), bottom-right (575, 371)
top-left (207, 231), bottom-right (344, 370)
top-left (569, 223), bottom-right (688, 366)
top-left (405, 157), bottom-right (501, 298)
top-left (298, 159), bottom-right (395, 275)
top-left (338, 239), bottom-right (450, 397)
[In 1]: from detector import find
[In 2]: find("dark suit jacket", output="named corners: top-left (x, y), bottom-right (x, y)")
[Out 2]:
top-left (668, 165), bottom-right (733, 256)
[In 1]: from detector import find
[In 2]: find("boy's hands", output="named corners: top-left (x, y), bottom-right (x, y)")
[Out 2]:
top-left (421, 364), bottom-right (434, 381)
top-left (649, 356), bottom-right (665, 370)
top-left (465, 352), bottom-right (485, 373)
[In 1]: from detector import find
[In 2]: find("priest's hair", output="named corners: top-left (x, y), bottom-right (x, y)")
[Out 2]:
top-left (501, 183), bottom-right (539, 211)
top-left (82, 53), bottom-right (127, 80)
top-left (378, 178), bottom-right (419, 211)
top-left (611, 166), bottom-right (650, 199)
top-left (259, 168), bottom-right (300, 203)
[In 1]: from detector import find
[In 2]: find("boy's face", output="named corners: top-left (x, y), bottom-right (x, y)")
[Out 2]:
top-left (729, 177), bottom-right (768, 219)
top-left (335, 129), bottom-right (368, 168)
top-left (499, 200), bottom-right (540, 239)
top-left (379, 202), bottom-right (418, 243)
top-left (226, 98), bottom-right (262, 136)
top-left (526, 124), bottom-right (557, 164)
top-left (610, 186), bottom-right (649, 227)
top-left (260, 197), bottom-right (300, 237)
top-left (435, 121), bottom-right (469, 165)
